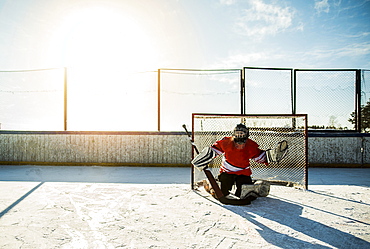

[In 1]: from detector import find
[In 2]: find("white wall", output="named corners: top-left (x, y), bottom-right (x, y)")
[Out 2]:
top-left (0, 132), bottom-right (369, 167)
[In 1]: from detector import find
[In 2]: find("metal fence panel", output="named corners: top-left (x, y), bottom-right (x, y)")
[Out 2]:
top-left (295, 70), bottom-right (356, 130)
top-left (0, 68), bottom-right (65, 130)
top-left (159, 69), bottom-right (241, 131)
top-left (243, 67), bottom-right (292, 114)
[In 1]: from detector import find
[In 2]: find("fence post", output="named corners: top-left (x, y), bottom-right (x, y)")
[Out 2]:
top-left (292, 69), bottom-right (296, 115)
top-left (64, 67), bottom-right (68, 131)
top-left (356, 69), bottom-right (362, 132)
top-left (240, 69), bottom-right (245, 114)
top-left (157, 69), bottom-right (161, 132)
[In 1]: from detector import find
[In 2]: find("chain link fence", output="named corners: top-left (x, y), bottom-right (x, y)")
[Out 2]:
top-left (159, 69), bottom-right (241, 131)
top-left (0, 67), bottom-right (368, 132)
top-left (243, 68), bottom-right (369, 132)
top-left (0, 68), bottom-right (65, 130)
top-left (295, 70), bottom-right (356, 130)
top-left (243, 67), bottom-right (292, 114)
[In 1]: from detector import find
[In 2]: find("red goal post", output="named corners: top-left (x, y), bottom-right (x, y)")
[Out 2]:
top-left (191, 113), bottom-right (308, 189)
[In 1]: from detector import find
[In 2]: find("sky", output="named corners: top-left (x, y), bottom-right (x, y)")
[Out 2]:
top-left (0, 0), bottom-right (369, 70)
top-left (0, 0), bottom-right (369, 131)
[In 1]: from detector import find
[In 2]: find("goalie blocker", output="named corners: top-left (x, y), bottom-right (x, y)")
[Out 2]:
top-left (191, 147), bottom-right (216, 170)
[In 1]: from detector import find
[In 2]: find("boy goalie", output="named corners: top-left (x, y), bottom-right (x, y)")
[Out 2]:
top-left (192, 123), bottom-right (288, 202)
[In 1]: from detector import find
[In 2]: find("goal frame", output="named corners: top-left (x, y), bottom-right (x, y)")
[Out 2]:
top-left (191, 113), bottom-right (308, 190)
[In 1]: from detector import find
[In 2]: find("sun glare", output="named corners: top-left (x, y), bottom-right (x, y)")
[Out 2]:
top-left (61, 6), bottom-right (158, 71)
top-left (53, 6), bottom-right (159, 130)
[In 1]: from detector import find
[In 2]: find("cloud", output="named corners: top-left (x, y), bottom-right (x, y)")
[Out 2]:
top-left (294, 41), bottom-right (370, 68)
top-left (211, 51), bottom-right (284, 69)
top-left (219, 0), bottom-right (237, 5)
top-left (305, 42), bottom-right (370, 59)
top-left (219, 52), bottom-right (267, 67)
top-left (212, 41), bottom-right (370, 69)
top-left (235, 0), bottom-right (295, 38)
top-left (314, 0), bottom-right (330, 14)
top-left (344, 32), bottom-right (370, 39)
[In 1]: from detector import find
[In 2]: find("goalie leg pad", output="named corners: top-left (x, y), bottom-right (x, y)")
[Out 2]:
top-left (240, 184), bottom-right (255, 199)
top-left (254, 180), bottom-right (270, 197)
top-left (191, 147), bottom-right (216, 171)
top-left (240, 180), bottom-right (270, 199)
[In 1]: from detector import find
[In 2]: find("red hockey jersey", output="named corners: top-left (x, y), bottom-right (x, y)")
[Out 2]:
top-left (211, 137), bottom-right (265, 176)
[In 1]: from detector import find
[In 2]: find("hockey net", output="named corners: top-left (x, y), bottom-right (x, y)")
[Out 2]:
top-left (191, 114), bottom-right (308, 189)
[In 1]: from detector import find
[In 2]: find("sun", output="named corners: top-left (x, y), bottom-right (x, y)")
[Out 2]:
top-left (60, 6), bottom-right (158, 72)
top-left (52, 6), bottom-right (160, 130)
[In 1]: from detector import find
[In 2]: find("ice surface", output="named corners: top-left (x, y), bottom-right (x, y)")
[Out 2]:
top-left (0, 166), bottom-right (369, 248)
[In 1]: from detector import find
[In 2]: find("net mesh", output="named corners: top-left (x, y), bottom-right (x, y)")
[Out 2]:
top-left (192, 114), bottom-right (308, 189)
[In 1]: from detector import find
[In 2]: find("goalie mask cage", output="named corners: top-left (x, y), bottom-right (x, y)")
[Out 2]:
top-left (191, 113), bottom-right (308, 189)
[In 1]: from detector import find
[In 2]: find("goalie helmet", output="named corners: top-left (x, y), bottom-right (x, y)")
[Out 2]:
top-left (233, 123), bottom-right (249, 144)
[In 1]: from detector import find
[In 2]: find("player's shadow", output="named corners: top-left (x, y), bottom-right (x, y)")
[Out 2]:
top-left (226, 197), bottom-right (370, 249)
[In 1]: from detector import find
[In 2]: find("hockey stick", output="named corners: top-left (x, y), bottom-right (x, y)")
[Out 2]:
top-left (183, 124), bottom-right (251, 205)
top-left (182, 124), bottom-right (199, 154)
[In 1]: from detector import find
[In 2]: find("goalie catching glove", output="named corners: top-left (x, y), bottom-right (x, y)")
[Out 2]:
top-left (191, 147), bottom-right (216, 170)
top-left (266, 140), bottom-right (288, 163)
